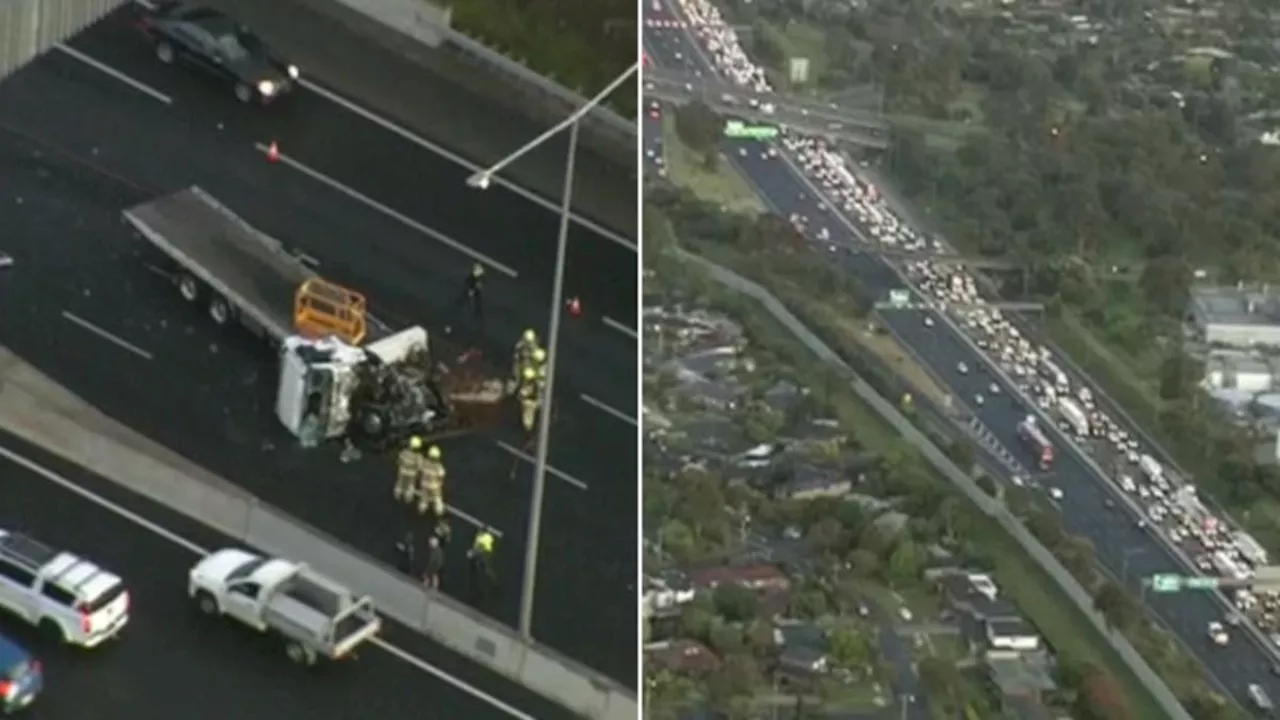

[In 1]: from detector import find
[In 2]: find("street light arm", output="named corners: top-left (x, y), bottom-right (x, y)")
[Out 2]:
top-left (472, 62), bottom-right (638, 184)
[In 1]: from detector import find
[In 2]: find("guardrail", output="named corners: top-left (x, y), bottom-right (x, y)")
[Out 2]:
top-left (671, 247), bottom-right (1192, 720)
top-left (0, 355), bottom-right (636, 720)
top-left (318, 0), bottom-right (635, 147)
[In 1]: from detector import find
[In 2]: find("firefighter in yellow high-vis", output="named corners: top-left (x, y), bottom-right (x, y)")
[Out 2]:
top-left (517, 366), bottom-right (542, 433)
top-left (418, 445), bottom-right (446, 517)
top-left (394, 436), bottom-right (425, 503)
top-left (511, 330), bottom-right (542, 387)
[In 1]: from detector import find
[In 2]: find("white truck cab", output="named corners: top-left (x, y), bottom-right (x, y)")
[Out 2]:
top-left (189, 548), bottom-right (381, 665)
top-left (276, 327), bottom-right (432, 445)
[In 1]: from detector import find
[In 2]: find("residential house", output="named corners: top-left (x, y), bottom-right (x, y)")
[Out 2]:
top-left (688, 562), bottom-right (794, 618)
top-left (776, 463), bottom-right (853, 500)
top-left (644, 571), bottom-right (695, 617)
top-left (645, 639), bottom-right (720, 676)
top-left (985, 649), bottom-right (1058, 719)
top-left (773, 620), bottom-right (831, 679)
top-left (938, 571), bottom-right (1042, 650)
top-left (672, 378), bottom-right (742, 412)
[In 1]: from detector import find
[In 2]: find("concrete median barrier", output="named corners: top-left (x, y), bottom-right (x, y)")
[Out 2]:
top-left (0, 347), bottom-right (636, 720)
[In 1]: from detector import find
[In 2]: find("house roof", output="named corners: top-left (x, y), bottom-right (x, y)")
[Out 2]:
top-left (986, 650), bottom-right (1057, 695)
top-left (645, 639), bottom-right (720, 674)
top-left (988, 617), bottom-right (1036, 638)
top-left (688, 562), bottom-right (789, 589)
top-left (939, 572), bottom-right (1020, 619)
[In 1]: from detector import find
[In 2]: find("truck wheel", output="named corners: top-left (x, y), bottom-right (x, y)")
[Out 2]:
top-left (155, 41), bottom-right (175, 64)
top-left (209, 296), bottom-right (232, 325)
top-left (285, 640), bottom-right (316, 665)
top-left (178, 274), bottom-right (200, 302)
top-left (193, 591), bottom-right (219, 616)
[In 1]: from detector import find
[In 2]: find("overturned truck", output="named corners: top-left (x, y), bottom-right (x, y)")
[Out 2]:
top-left (123, 186), bottom-right (506, 451)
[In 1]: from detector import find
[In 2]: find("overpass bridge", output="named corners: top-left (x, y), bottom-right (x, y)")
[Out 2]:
top-left (0, 0), bottom-right (127, 79)
top-left (644, 66), bottom-right (885, 131)
top-left (645, 84), bottom-right (890, 149)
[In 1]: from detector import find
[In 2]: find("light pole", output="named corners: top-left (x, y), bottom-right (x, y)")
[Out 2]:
top-left (466, 62), bottom-right (639, 190)
top-left (467, 62), bottom-right (638, 641)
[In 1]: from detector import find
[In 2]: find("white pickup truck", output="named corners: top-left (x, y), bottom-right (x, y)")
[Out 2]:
top-left (188, 549), bottom-right (381, 665)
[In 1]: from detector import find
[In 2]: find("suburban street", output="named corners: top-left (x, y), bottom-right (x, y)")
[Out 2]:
top-left (642, 0), bottom-right (1280, 708)
top-left (0, 7), bottom-right (636, 684)
top-left (0, 430), bottom-right (575, 720)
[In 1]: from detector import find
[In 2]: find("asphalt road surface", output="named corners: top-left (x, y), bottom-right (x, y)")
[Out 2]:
top-left (643, 1), bottom-right (1280, 709)
top-left (0, 430), bottom-right (575, 720)
top-left (0, 11), bottom-right (637, 685)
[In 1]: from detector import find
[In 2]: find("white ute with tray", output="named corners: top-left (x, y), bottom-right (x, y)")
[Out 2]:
top-left (188, 548), bottom-right (381, 665)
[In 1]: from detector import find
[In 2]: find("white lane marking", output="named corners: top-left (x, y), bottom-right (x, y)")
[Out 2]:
top-left (579, 394), bottom-right (636, 427)
top-left (602, 316), bottom-right (637, 340)
top-left (297, 79), bottom-right (637, 253)
top-left (255, 143), bottom-right (518, 278)
top-left (0, 443), bottom-right (534, 720)
top-left (54, 44), bottom-right (173, 105)
top-left (61, 311), bottom-right (154, 360)
top-left (495, 442), bottom-right (589, 491)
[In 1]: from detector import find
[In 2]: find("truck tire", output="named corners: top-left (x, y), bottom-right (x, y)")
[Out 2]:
top-left (193, 591), bottom-right (220, 616)
top-left (178, 274), bottom-right (200, 302)
top-left (285, 640), bottom-right (317, 665)
top-left (209, 295), bottom-right (232, 325)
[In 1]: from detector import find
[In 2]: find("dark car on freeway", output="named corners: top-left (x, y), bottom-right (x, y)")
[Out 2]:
top-left (0, 633), bottom-right (41, 714)
top-left (136, 1), bottom-right (299, 104)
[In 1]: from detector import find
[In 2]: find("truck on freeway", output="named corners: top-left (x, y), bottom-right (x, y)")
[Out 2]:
top-left (188, 548), bottom-right (381, 665)
top-left (123, 187), bottom-right (507, 451)
top-left (1017, 415), bottom-right (1055, 470)
top-left (1057, 397), bottom-right (1090, 438)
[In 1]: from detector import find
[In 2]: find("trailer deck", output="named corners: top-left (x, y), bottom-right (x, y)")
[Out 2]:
top-left (123, 186), bottom-right (315, 342)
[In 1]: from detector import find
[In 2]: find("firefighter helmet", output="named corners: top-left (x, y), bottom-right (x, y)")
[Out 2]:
top-left (408, 436), bottom-right (424, 450)
top-left (427, 445), bottom-right (442, 461)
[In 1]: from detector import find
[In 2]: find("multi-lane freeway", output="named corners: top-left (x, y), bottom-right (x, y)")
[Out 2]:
top-left (643, 0), bottom-right (1280, 709)
top-left (0, 5), bottom-right (637, 685)
top-left (0, 430), bottom-right (577, 720)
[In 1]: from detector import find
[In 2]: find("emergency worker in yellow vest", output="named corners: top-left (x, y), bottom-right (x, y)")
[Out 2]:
top-left (517, 366), bottom-right (543, 433)
top-left (511, 330), bottom-right (542, 388)
top-left (394, 436), bottom-right (426, 503)
top-left (418, 445), bottom-right (446, 517)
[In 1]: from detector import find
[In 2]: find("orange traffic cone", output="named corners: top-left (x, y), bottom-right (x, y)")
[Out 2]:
top-left (266, 141), bottom-right (280, 163)
top-left (566, 297), bottom-right (581, 317)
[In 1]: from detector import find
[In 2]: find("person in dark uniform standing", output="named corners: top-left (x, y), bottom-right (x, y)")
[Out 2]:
top-left (423, 536), bottom-right (445, 590)
top-left (456, 263), bottom-right (485, 322)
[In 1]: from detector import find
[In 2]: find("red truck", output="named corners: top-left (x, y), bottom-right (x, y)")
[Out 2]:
top-left (1017, 416), bottom-right (1055, 470)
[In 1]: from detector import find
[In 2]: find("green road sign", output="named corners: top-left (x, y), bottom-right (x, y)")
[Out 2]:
top-left (888, 290), bottom-right (911, 308)
top-left (724, 120), bottom-right (778, 140)
top-left (1183, 577), bottom-right (1219, 590)
top-left (1150, 574), bottom-right (1182, 593)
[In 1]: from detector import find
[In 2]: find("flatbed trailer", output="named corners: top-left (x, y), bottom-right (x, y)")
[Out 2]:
top-left (123, 186), bottom-right (380, 344)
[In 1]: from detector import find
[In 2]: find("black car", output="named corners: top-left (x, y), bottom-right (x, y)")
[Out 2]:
top-left (137, 1), bottom-right (298, 103)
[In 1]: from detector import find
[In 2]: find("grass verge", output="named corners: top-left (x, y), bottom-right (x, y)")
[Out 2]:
top-left (661, 115), bottom-right (766, 214)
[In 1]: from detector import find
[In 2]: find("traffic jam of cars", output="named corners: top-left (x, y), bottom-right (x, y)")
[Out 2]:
top-left (658, 0), bottom-right (1280, 650)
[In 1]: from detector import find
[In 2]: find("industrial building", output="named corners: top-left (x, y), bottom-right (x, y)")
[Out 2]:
top-left (1188, 285), bottom-right (1280, 349)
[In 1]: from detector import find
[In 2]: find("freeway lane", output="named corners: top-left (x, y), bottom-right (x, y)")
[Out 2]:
top-left (643, 5), bottom-right (1280, 706)
top-left (725, 133), bottom-right (1280, 708)
top-left (0, 430), bottom-right (575, 720)
top-left (0, 47), bottom-right (636, 684)
top-left (68, 8), bottom-right (638, 341)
